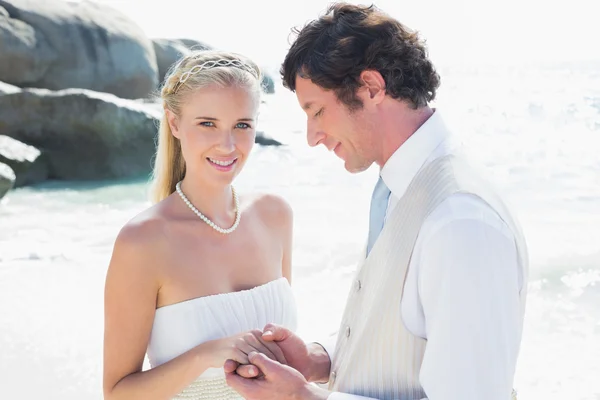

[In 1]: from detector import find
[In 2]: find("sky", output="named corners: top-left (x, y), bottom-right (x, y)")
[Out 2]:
top-left (89, 0), bottom-right (599, 71)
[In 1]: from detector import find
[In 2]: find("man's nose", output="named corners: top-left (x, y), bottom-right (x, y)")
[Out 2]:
top-left (306, 120), bottom-right (326, 148)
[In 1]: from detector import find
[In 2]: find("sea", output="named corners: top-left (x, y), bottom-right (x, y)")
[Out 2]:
top-left (0, 13), bottom-right (599, 399)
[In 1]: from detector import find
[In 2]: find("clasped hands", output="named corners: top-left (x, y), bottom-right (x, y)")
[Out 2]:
top-left (221, 323), bottom-right (329, 400)
top-left (222, 323), bottom-right (309, 379)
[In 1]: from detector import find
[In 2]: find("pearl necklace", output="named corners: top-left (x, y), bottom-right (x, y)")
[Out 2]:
top-left (175, 181), bottom-right (241, 234)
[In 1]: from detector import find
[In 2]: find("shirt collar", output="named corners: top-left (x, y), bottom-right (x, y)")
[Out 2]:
top-left (380, 109), bottom-right (453, 199)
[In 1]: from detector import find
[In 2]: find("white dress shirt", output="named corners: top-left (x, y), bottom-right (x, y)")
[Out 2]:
top-left (325, 110), bottom-right (524, 400)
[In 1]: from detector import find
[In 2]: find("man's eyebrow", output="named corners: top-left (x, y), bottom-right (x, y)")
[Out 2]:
top-left (303, 102), bottom-right (313, 110)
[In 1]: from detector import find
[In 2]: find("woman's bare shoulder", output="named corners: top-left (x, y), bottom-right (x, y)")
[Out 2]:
top-left (245, 192), bottom-right (293, 230)
top-left (108, 198), bottom-right (177, 273)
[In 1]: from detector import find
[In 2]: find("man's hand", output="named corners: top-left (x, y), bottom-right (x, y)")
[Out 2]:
top-left (225, 351), bottom-right (330, 400)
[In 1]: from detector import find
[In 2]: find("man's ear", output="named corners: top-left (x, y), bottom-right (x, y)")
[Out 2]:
top-left (165, 109), bottom-right (181, 139)
top-left (359, 70), bottom-right (386, 104)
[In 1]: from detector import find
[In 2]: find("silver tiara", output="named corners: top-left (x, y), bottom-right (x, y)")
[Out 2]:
top-left (178, 58), bottom-right (257, 85)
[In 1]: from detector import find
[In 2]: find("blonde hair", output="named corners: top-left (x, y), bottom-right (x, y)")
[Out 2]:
top-left (149, 50), bottom-right (263, 203)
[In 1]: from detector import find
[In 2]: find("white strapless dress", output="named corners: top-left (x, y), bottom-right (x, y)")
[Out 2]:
top-left (147, 277), bottom-right (298, 399)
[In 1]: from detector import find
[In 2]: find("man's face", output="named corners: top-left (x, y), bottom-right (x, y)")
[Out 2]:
top-left (294, 76), bottom-right (378, 173)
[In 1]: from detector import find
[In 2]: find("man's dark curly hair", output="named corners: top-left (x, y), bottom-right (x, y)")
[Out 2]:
top-left (281, 2), bottom-right (441, 111)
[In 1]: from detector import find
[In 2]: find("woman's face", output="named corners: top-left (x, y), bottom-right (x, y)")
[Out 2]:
top-left (168, 84), bottom-right (259, 187)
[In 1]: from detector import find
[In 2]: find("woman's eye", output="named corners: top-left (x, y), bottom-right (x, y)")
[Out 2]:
top-left (199, 121), bottom-right (215, 127)
top-left (236, 122), bottom-right (251, 129)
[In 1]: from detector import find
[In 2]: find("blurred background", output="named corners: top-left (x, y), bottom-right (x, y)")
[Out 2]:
top-left (0, 0), bottom-right (599, 398)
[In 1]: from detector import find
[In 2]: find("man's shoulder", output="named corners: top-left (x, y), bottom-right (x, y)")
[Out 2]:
top-left (421, 191), bottom-right (516, 244)
top-left (423, 152), bottom-right (517, 228)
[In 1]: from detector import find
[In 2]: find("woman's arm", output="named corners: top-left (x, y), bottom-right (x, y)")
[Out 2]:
top-left (280, 197), bottom-right (293, 284)
top-left (253, 192), bottom-right (294, 283)
top-left (103, 220), bottom-right (215, 400)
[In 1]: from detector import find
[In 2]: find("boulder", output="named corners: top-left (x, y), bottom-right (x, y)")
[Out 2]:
top-left (152, 38), bottom-right (212, 84)
top-left (137, 101), bottom-right (283, 147)
top-left (255, 131), bottom-right (282, 146)
top-left (151, 38), bottom-right (275, 93)
top-left (0, 161), bottom-right (15, 200)
top-left (0, 80), bottom-right (20, 95)
top-left (0, 87), bottom-right (282, 184)
top-left (0, 88), bottom-right (161, 180)
top-left (0, 0), bottom-right (158, 99)
top-left (261, 72), bottom-right (275, 94)
top-left (0, 135), bottom-right (47, 187)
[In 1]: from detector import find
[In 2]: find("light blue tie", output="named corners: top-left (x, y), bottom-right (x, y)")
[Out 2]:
top-left (366, 176), bottom-right (391, 256)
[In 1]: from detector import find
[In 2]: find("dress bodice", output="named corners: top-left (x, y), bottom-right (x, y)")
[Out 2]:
top-left (147, 277), bottom-right (297, 399)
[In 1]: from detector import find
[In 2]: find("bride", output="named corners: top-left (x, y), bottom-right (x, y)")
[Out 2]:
top-left (102, 50), bottom-right (297, 399)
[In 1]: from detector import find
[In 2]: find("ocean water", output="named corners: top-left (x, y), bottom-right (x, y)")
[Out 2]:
top-left (0, 62), bottom-right (599, 399)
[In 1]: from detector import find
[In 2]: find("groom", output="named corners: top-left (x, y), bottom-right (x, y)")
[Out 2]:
top-left (226, 3), bottom-right (528, 399)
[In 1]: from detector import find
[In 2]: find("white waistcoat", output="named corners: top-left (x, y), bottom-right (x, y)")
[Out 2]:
top-left (328, 154), bottom-right (528, 399)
